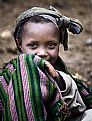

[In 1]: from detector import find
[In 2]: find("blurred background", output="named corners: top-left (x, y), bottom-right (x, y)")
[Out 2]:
top-left (0, 0), bottom-right (92, 85)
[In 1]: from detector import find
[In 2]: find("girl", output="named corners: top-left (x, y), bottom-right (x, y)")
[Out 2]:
top-left (1, 6), bottom-right (92, 121)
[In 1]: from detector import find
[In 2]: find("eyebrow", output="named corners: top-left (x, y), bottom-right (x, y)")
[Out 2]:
top-left (47, 39), bottom-right (59, 43)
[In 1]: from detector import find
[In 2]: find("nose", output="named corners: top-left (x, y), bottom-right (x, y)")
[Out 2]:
top-left (37, 48), bottom-right (47, 57)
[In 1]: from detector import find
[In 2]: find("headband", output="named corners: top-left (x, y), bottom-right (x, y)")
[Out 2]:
top-left (14, 6), bottom-right (83, 51)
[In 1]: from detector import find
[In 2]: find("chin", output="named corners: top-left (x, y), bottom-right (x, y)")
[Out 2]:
top-left (49, 60), bottom-right (55, 65)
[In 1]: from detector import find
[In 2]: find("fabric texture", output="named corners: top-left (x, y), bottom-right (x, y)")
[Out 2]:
top-left (72, 77), bottom-right (92, 109)
top-left (13, 6), bottom-right (83, 51)
top-left (0, 54), bottom-right (92, 121)
top-left (55, 56), bottom-right (92, 110)
top-left (65, 109), bottom-right (92, 121)
top-left (0, 54), bottom-right (69, 121)
top-left (58, 71), bottom-right (86, 113)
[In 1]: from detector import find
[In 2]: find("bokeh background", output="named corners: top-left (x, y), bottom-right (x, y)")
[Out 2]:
top-left (0, 0), bottom-right (92, 85)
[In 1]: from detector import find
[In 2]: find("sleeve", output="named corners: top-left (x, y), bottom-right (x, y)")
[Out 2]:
top-left (72, 76), bottom-right (92, 109)
top-left (58, 71), bottom-right (86, 114)
top-left (57, 71), bottom-right (72, 94)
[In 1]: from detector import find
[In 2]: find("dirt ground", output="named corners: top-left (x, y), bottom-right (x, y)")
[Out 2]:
top-left (0, 0), bottom-right (92, 85)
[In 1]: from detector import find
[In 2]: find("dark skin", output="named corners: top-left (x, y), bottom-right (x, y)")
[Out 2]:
top-left (16, 21), bottom-right (66, 90)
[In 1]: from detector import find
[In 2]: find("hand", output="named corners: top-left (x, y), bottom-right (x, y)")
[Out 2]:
top-left (44, 60), bottom-right (59, 79)
top-left (45, 61), bottom-right (65, 90)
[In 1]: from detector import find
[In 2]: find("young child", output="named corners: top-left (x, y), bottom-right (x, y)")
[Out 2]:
top-left (1, 6), bottom-right (92, 121)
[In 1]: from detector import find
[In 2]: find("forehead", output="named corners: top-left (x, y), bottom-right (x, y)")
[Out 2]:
top-left (23, 21), bottom-right (60, 37)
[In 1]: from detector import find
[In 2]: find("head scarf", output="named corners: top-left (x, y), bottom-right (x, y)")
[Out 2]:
top-left (14, 6), bottom-right (83, 51)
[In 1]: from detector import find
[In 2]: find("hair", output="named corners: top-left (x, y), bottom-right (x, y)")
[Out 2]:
top-left (16, 16), bottom-right (52, 51)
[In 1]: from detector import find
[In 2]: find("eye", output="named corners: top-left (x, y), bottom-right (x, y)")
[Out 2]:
top-left (27, 43), bottom-right (38, 49)
top-left (47, 43), bottom-right (56, 49)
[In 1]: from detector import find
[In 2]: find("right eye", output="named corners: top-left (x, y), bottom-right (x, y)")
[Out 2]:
top-left (27, 43), bottom-right (38, 49)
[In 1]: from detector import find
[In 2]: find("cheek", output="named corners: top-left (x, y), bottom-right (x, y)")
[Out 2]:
top-left (49, 51), bottom-right (59, 65)
top-left (20, 45), bottom-right (30, 54)
top-left (22, 49), bottom-right (35, 54)
top-left (49, 47), bottom-right (59, 59)
top-left (21, 46), bottom-right (37, 55)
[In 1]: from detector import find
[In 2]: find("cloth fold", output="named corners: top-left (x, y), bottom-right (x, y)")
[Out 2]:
top-left (0, 54), bottom-right (69, 121)
top-left (55, 56), bottom-right (92, 110)
top-left (14, 6), bottom-right (83, 51)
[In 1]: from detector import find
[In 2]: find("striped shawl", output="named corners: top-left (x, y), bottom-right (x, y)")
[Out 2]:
top-left (0, 54), bottom-right (69, 121)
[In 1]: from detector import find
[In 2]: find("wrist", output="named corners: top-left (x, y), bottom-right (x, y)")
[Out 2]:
top-left (54, 71), bottom-right (61, 82)
top-left (54, 71), bottom-right (66, 90)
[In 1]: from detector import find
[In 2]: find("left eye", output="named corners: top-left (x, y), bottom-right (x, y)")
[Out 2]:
top-left (47, 43), bottom-right (55, 49)
top-left (27, 43), bottom-right (38, 49)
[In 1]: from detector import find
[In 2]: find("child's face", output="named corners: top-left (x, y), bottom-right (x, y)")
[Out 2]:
top-left (19, 22), bottom-right (60, 65)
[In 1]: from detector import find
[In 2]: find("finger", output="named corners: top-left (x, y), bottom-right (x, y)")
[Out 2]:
top-left (45, 61), bottom-right (57, 77)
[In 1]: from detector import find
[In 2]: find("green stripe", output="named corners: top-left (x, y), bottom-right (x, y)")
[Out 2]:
top-left (11, 57), bottom-right (17, 69)
top-left (12, 65), bottom-right (23, 121)
top-left (25, 54), bottom-right (45, 121)
top-left (2, 70), bottom-right (10, 85)
top-left (50, 81), bottom-right (54, 98)
top-left (25, 55), bottom-right (39, 120)
top-left (4, 95), bottom-right (12, 121)
top-left (17, 57), bottom-right (28, 121)
top-left (12, 57), bottom-right (25, 121)
top-left (47, 78), bottom-right (50, 102)
top-left (9, 57), bottom-right (17, 66)
top-left (46, 78), bottom-right (54, 102)
top-left (24, 55), bottom-right (36, 119)
top-left (51, 100), bottom-right (60, 115)
top-left (38, 58), bottom-right (45, 72)
top-left (0, 85), bottom-right (6, 106)
top-left (83, 95), bottom-right (92, 101)
top-left (32, 58), bottom-right (45, 121)
top-left (2, 63), bottom-right (14, 85)
top-left (12, 57), bottom-right (27, 121)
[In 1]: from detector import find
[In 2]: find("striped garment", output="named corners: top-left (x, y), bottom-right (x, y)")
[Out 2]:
top-left (1, 54), bottom-right (92, 121)
top-left (72, 77), bottom-right (92, 109)
top-left (0, 54), bottom-right (68, 121)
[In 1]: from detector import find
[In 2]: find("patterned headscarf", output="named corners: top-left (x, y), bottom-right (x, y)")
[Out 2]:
top-left (14, 6), bottom-right (83, 51)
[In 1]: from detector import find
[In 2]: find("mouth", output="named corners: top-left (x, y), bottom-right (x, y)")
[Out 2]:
top-left (47, 59), bottom-right (53, 64)
top-left (42, 58), bottom-right (52, 63)
top-left (38, 56), bottom-right (54, 64)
